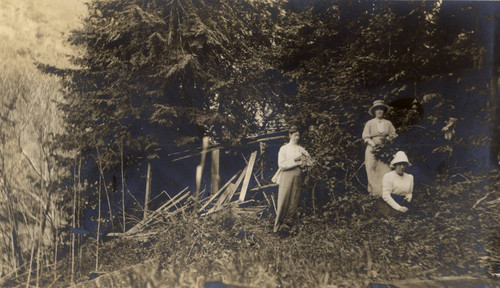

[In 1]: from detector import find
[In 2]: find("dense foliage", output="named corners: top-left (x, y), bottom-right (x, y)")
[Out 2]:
top-left (59, 0), bottom-right (494, 198)
top-left (282, 1), bottom-right (489, 195)
top-left (1, 0), bottom-right (499, 285)
top-left (61, 0), bottom-right (287, 164)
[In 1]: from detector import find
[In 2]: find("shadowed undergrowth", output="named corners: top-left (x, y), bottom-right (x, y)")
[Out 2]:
top-left (4, 169), bottom-right (499, 287)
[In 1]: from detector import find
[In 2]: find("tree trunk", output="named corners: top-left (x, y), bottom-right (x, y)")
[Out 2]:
top-left (96, 175), bottom-right (102, 272)
top-left (95, 147), bottom-right (115, 232)
top-left (71, 157), bottom-right (78, 284)
top-left (53, 205), bottom-right (58, 282)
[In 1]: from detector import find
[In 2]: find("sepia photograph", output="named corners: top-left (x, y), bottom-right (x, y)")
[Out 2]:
top-left (0, 0), bottom-right (499, 287)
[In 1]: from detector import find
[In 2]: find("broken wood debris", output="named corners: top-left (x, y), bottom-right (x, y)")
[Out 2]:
top-left (111, 150), bottom-right (280, 238)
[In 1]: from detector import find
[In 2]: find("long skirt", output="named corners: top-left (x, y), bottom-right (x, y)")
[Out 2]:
top-left (274, 167), bottom-right (302, 232)
top-left (365, 145), bottom-right (391, 197)
top-left (375, 195), bottom-right (409, 218)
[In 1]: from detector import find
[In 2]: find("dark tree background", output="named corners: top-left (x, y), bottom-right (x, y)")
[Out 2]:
top-left (0, 0), bottom-right (497, 285)
top-left (51, 0), bottom-right (497, 218)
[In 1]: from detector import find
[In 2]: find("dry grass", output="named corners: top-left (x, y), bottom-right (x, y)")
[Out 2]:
top-left (0, 0), bottom-right (86, 278)
top-left (0, 0), bottom-right (86, 68)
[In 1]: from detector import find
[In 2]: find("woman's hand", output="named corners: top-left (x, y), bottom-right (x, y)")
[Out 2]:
top-left (398, 206), bottom-right (409, 213)
top-left (367, 139), bottom-right (376, 147)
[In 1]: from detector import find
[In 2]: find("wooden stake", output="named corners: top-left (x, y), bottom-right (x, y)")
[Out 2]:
top-left (211, 149), bottom-right (220, 195)
top-left (259, 142), bottom-right (265, 181)
top-left (195, 136), bottom-right (210, 211)
top-left (239, 151), bottom-right (257, 202)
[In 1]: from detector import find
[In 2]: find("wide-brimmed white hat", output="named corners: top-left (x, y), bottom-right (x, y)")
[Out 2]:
top-left (368, 99), bottom-right (391, 116)
top-left (390, 151), bottom-right (412, 168)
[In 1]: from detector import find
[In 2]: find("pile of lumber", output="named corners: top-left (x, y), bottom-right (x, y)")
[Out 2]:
top-left (197, 151), bottom-right (276, 216)
top-left (111, 151), bottom-right (277, 237)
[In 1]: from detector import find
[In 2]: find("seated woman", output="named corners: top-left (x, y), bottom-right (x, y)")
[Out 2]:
top-left (377, 151), bottom-right (414, 217)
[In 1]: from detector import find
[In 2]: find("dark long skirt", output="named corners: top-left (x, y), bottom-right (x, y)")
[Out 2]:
top-left (375, 195), bottom-right (410, 218)
top-left (274, 167), bottom-right (302, 232)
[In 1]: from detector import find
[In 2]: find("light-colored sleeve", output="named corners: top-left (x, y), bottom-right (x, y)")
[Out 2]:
top-left (278, 145), bottom-right (297, 170)
top-left (387, 120), bottom-right (398, 139)
top-left (382, 172), bottom-right (402, 211)
top-left (362, 121), bottom-right (372, 143)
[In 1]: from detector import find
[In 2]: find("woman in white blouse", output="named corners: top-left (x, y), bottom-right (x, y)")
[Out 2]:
top-left (379, 151), bottom-right (414, 215)
top-left (272, 126), bottom-right (313, 233)
top-left (362, 100), bottom-right (398, 196)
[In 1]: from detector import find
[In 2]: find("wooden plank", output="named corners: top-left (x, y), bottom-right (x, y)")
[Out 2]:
top-left (198, 170), bottom-right (241, 212)
top-left (160, 187), bottom-right (189, 212)
top-left (127, 193), bottom-right (191, 234)
top-left (222, 166), bottom-right (248, 205)
top-left (238, 151), bottom-right (258, 202)
top-left (143, 162), bottom-right (151, 219)
top-left (252, 170), bottom-right (262, 187)
top-left (201, 199), bottom-right (255, 217)
top-left (127, 188), bottom-right (189, 235)
top-left (215, 183), bottom-right (236, 207)
top-left (249, 183), bottom-right (278, 192)
top-left (158, 189), bottom-right (190, 213)
top-left (171, 133), bottom-right (286, 162)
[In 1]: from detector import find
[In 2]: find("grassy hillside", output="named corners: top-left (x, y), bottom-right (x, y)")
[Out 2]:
top-left (0, 0), bottom-right (86, 67)
top-left (2, 169), bottom-right (496, 287)
top-left (0, 0), bottom-right (87, 277)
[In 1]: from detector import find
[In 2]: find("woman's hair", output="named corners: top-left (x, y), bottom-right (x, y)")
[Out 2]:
top-left (288, 125), bottom-right (299, 135)
top-left (392, 162), bottom-right (408, 167)
top-left (373, 106), bottom-right (387, 114)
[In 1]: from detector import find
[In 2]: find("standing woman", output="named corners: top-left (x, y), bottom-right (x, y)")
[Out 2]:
top-left (362, 100), bottom-right (398, 196)
top-left (272, 126), bottom-right (313, 233)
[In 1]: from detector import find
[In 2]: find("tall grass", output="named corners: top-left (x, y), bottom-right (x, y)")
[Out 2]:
top-left (59, 170), bottom-right (498, 288)
top-left (0, 0), bottom-right (86, 278)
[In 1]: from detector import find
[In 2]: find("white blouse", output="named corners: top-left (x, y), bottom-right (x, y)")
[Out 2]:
top-left (362, 118), bottom-right (397, 145)
top-left (271, 143), bottom-right (312, 183)
top-left (382, 171), bottom-right (414, 210)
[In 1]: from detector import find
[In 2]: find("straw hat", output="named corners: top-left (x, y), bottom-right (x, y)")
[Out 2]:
top-left (390, 151), bottom-right (412, 168)
top-left (368, 100), bottom-right (391, 116)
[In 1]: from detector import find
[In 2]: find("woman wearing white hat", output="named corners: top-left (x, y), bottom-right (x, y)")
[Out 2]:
top-left (380, 151), bottom-right (414, 214)
top-left (362, 100), bottom-right (398, 196)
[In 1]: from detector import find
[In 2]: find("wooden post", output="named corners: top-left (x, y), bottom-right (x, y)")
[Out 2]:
top-left (259, 142), bottom-right (265, 181)
top-left (195, 136), bottom-right (210, 211)
top-left (211, 149), bottom-right (220, 195)
top-left (239, 151), bottom-right (257, 202)
top-left (143, 162), bottom-right (151, 220)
